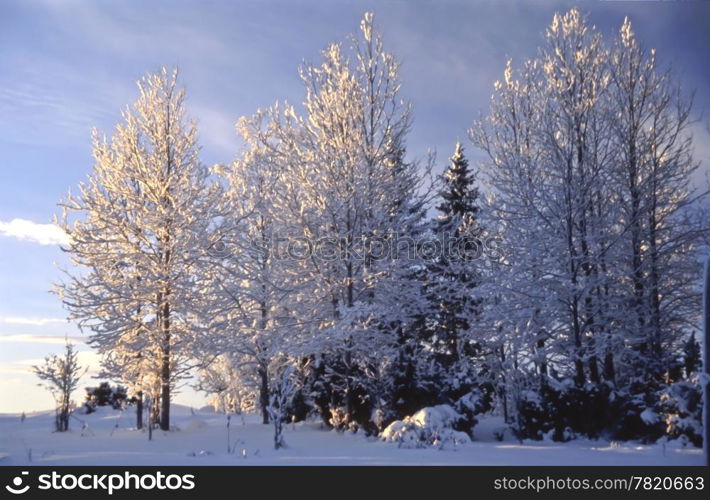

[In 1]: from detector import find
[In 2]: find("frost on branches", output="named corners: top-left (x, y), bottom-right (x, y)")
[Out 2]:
top-left (56, 68), bottom-right (220, 431)
top-left (52, 10), bottom-right (708, 448)
top-left (470, 9), bottom-right (708, 442)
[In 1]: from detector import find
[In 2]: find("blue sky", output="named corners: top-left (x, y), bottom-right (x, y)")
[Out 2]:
top-left (0, 0), bottom-right (708, 413)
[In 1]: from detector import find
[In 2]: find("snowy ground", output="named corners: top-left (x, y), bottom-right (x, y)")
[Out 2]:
top-left (0, 405), bottom-right (702, 466)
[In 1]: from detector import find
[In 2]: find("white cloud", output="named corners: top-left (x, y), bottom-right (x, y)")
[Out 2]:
top-left (0, 218), bottom-right (69, 246)
top-left (0, 316), bottom-right (67, 327)
top-left (0, 348), bottom-right (98, 377)
top-left (0, 334), bottom-right (82, 345)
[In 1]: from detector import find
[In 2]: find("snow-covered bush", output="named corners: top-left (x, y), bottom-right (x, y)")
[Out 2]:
top-left (302, 352), bottom-right (379, 434)
top-left (606, 381), bottom-right (666, 443)
top-left (328, 407), bottom-right (349, 430)
top-left (381, 404), bottom-right (471, 448)
top-left (541, 380), bottom-right (611, 440)
top-left (381, 391), bottom-right (487, 448)
top-left (452, 388), bottom-right (490, 435)
top-left (661, 380), bottom-right (702, 447)
top-left (513, 390), bottom-right (548, 440)
top-left (514, 378), bottom-right (672, 443)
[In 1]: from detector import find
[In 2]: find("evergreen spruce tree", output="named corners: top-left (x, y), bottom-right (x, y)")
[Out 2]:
top-left (425, 141), bottom-right (484, 399)
top-left (683, 333), bottom-right (701, 378)
top-left (437, 141), bottom-right (479, 231)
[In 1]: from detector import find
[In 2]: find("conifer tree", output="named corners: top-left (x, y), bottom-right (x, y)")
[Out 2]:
top-left (427, 141), bottom-right (484, 394)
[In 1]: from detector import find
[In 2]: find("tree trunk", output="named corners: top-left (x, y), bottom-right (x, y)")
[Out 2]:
top-left (160, 298), bottom-right (171, 431)
top-left (259, 364), bottom-right (270, 424)
top-left (344, 344), bottom-right (353, 427)
top-left (537, 336), bottom-right (547, 388)
top-left (273, 415), bottom-right (283, 449)
top-left (258, 290), bottom-right (270, 424)
top-left (647, 180), bottom-right (662, 378)
top-left (572, 297), bottom-right (585, 385)
top-left (603, 348), bottom-right (615, 384)
top-left (147, 396), bottom-right (153, 441)
top-left (136, 390), bottom-right (143, 430)
top-left (344, 258), bottom-right (354, 426)
top-left (588, 335), bottom-right (600, 384)
top-left (160, 363), bottom-right (170, 430)
top-left (498, 343), bottom-right (509, 423)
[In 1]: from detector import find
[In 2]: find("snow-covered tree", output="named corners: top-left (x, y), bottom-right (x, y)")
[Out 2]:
top-left (203, 131), bottom-right (306, 424)
top-left (533, 8), bottom-right (612, 386)
top-left (607, 17), bottom-right (705, 384)
top-left (98, 336), bottom-right (167, 429)
top-left (437, 142), bottom-right (480, 226)
top-left (473, 9), bottom-right (613, 388)
top-left (33, 341), bottom-right (85, 432)
top-left (56, 68), bottom-right (220, 431)
top-left (196, 353), bottom-right (257, 414)
top-left (238, 13), bottom-right (432, 431)
top-left (470, 8), bottom-right (708, 440)
top-left (429, 141), bottom-right (484, 375)
top-left (267, 363), bottom-right (300, 449)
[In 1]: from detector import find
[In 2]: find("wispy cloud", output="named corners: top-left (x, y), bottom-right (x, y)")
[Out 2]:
top-left (191, 104), bottom-right (242, 157)
top-left (0, 316), bottom-right (67, 327)
top-left (0, 218), bottom-right (69, 246)
top-left (0, 350), bottom-right (98, 376)
top-left (0, 334), bottom-right (82, 345)
top-left (0, 50), bottom-right (130, 147)
top-left (39, 0), bottom-right (231, 63)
